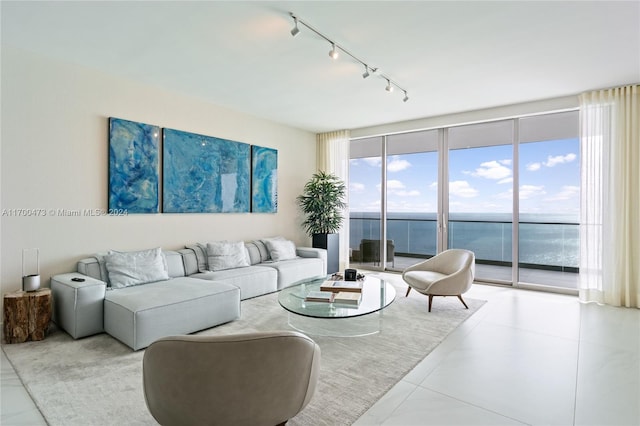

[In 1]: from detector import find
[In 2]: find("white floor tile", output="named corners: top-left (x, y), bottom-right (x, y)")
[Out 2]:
top-left (574, 340), bottom-right (640, 426)
top-left (419, 322), bottom-right (579, 425)
top-left (380, 387), bottom-right (527, 426)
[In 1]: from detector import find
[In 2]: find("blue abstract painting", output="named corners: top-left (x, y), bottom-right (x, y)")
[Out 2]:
top-left (163, 128), bottom-right (250, 213)
top-left (251, 146), bottom-right (278, 213)
top-left (108, 117), bottom-right (160, 213)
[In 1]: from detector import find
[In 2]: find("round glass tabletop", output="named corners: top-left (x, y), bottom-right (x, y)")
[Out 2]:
top-left (278, 275), bottom-right (396, 319)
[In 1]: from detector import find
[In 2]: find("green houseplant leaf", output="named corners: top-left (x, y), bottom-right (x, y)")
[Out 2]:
top-left (297, 171), bottom-right (347, 236)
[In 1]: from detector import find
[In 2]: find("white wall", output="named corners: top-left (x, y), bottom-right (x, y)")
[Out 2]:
top-left (0, 47), bottom-right (316, 295)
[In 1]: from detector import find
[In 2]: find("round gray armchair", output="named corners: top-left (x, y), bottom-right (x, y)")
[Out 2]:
top-left (143, 331), bottom-right (321, 426)
top-left (402, 249), bottom-right (475, 312)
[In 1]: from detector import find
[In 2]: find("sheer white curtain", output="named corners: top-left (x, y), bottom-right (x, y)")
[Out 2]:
top-left (317, 130), bottom-right (350, 271)
top-left (579, 84), bottom-right (639, 308)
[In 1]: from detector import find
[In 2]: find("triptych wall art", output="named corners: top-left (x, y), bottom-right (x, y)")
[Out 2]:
top-left (108, 117), bottom-right (277, 214)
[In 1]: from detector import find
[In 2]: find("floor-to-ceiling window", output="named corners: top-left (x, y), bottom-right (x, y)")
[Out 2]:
top-left (349, 110), bottom-right (579, 291)
top-left (349, 137), bottom-right (383, 268)
top-left (447, 120), bottom-right (514, 283)
top-left (517, 112), bottom-right (580, 289)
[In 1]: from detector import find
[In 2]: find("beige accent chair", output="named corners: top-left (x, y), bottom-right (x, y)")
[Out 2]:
top-left (143, 331), bottom-right (321, 426)
top-left (402, 249), bottom-right (475, 312)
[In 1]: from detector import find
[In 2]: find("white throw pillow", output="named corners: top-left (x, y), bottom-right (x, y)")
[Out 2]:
top-left (265, 239), bottom-right (297, 261)
top-left (104, 247), bottom-right (169, 289)
top-left (206, 241), bottom-right (249, 271)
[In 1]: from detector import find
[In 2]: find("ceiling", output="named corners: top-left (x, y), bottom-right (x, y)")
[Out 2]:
top-left (2, 1), bottom-right (639, 133)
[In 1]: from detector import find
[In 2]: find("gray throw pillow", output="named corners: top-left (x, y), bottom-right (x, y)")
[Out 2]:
top-left (104, 247), bottom-right (169, 289)
top-left (186, 243), bottom-right (208, 273)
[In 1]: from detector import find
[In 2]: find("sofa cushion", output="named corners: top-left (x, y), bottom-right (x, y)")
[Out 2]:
top-left (263, 257), bottom-right (325, 290)
top-left (104, 277), bottom-right (240, 350)
top-left (252, 240), bottom-right (271, 262)
top-left (104, 248), bottom-right (170, 289)
top-left (207, 241), bottom-right (249, 271)
top-left (192, 265), bottom-right (278, 300)
top-left (265, 239), bottom-right (297, 261)
top-left (185, 243), bottom-right (208, 272)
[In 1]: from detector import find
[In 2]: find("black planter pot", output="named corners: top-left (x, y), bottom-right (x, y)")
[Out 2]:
top-left (312, 233), bottom-right (339, 275)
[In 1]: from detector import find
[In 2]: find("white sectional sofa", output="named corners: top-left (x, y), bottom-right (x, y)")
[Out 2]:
top-left (51, 240), bottom-right (326, 350)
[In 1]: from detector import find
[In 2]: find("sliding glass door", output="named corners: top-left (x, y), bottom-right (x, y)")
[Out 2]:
top-left (446, 120), bottom-right (514, 283)
top-left (348, 110), bottom-right (579, 291)
top-left (385, 130), bottom-right (439, 271)
top-left (349, 137), bottom-right (383, 269)
top-left (517, 112), bottom-right (580, 289)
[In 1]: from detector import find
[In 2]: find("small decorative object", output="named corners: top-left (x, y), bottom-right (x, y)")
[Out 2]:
top-left (297, 171), bottom-right (346, 274)
top-left (109, 117), bottom-right (160, 213)
top-left (251, 146), bottom-right (278, 213)
top-left (345, 268), bottom-right (357, 281)
top-left (163, 128), bottom-right (250, 213)
top-left (22, 248), bottom-right (40, 292)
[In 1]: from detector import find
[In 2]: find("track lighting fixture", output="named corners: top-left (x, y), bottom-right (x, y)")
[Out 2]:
top-left (328, 43), bottom-right (339, 60)
top-left (290, 17), bottom-right (300, 37)
top-left (288, 11), bottom-right (409, 102)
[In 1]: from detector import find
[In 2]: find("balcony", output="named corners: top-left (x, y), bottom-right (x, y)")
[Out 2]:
top-left (349, 213), bottom-right (579, 289)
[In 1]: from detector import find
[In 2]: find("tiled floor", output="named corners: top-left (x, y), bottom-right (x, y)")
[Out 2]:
top-left (1, 274), bottom-right (638, 426)
top-left (354, 272), bottom-right (640, 426)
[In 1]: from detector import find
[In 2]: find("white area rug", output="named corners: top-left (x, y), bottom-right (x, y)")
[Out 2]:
top-left (3, 276), bottom-right (485, 426)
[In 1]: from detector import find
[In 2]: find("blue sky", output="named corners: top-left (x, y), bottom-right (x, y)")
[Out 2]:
top-left (349, 138), bottom-right (580, 215)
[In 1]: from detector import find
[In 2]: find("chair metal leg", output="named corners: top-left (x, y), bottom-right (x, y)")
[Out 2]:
top-left (428, 295), bottom-right (434, 312)
top-left (457, 295), bottom-right (469, 309)
top-left (405, 287), bottom-right (412, 297)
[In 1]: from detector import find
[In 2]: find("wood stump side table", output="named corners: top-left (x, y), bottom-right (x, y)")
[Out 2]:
top-left (3, 288), bottom-right (51, 343)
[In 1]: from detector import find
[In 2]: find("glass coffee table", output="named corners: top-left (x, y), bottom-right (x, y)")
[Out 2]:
top-left (278, 275), bottom-right (396, 337)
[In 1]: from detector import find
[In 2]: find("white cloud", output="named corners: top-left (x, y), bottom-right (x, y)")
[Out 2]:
top-left (519, 184), bottom-right (546, 199)
top-left (449, 180), bottom-right (479, 198)
top-left (363, 157), bottom-right (382, 167)
top-left (545, 185), bottom-right (579, 201)
top-left (498, 177), bottom-right (513, 184)
top-left (526, 162), bottom-right (541, 171)
top-left (473, 160), bottom-right (512, 180)
top-left (429, 181), bottom-right (438, 189)
top-left (395, 190), bottom-right (421, 197)
top-left (500, 159), bottom-right (512, 166)
top-left (350, 182), bottom-right (365, 192)
top-left (386, 180), bottom-right (405, 190)
top-left (387, 156), bottom-right (411, 172)
top-left (544, 153), bottom-right (576, 167)
top-left (349, 159), bottom-right (359, 165)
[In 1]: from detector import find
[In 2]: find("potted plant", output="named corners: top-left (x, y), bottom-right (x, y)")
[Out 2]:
top-left (297, 171), bottom-right (346, 274)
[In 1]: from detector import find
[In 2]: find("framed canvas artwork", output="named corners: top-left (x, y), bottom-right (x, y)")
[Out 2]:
top-left (108, 117), bottom-right (160, 213)
top-left (251, 146), bottom-right (278, 213)
top-left (163, 128), bottom-right (250, 213)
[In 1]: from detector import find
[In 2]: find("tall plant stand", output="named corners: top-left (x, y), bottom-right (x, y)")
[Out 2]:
top-left (313, 233), bottom-right (339, 274)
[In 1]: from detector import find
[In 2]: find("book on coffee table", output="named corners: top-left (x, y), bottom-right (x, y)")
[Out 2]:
top-left (304, 291), bottom-right (335, 303)
top-left (333, 291), bottom-right (362, 306)
top-left (320, 280), bottom-right (363, 293)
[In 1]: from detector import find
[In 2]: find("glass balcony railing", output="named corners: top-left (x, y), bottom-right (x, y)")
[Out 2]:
top-left (349, 213), bottom-right (579, 273)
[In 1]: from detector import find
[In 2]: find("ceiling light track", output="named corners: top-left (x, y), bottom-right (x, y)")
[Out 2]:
top-left (289, 12), bottom-right (409, 102)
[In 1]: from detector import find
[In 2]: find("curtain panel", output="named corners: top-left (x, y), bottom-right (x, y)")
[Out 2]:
top-left (579, 84), bottom-right (639, 308)
top-left (317, 130), bottom-right (350, 271)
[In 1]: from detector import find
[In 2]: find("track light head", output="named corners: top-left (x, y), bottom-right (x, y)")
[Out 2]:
top-left (403, 91), bottom-right (409, 102)
top-left (290, 17), bottom-right (300, 37)
top-left (362, 65), bottom-right (370, 79)
top-left (385, 79), bottom-right (393, 92)
top-left (328, 43), bottom-right (339, 59)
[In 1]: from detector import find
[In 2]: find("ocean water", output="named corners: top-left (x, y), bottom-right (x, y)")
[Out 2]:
top-left (350, 212), bottom-right (579, 268)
